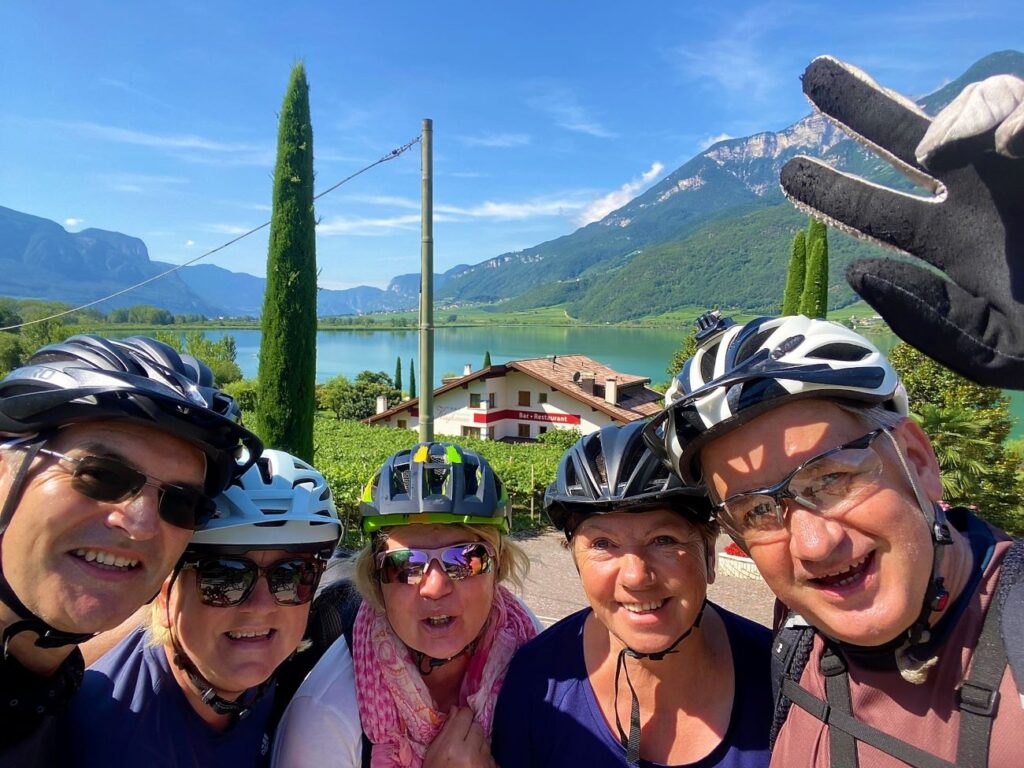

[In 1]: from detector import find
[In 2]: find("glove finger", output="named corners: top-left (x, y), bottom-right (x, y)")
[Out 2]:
top-left (781, 157), bottom-right (936, 259)
top-left (995, 99), bottom-right (1024, 158)
top-left (847, 258), bottom-right (1024, 388)
top-left (802, 57), bottom-right (931, 173)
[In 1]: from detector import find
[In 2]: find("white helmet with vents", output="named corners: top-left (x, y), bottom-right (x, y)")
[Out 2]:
top-left (189, 449), bottom-right (341, 555)
top-left (648, 313), bottom-right (908, 483)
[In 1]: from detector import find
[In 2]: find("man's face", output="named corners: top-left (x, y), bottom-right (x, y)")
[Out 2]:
top-left (701, 401), bottom-right (943, 645)
top-left (0, 421), bottom-right (205, 634)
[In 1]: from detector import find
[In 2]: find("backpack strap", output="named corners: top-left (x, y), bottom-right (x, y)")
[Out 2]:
top-left (770, 612), bottom-right (815, 748)
top-left (820, 644), bottom-right (858, 768)
top-left (957, 538), bottom-right (1024, 766)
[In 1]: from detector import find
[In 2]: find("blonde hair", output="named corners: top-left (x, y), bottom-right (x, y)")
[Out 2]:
top-left (353, 524), bottom-right (529, 612)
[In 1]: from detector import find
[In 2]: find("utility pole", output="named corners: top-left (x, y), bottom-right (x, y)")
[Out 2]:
top-left (418, 118), bottom-right (434, 443)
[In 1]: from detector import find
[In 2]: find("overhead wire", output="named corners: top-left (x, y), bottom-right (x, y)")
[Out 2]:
top-left (0, 136), bottom-right (421, 332)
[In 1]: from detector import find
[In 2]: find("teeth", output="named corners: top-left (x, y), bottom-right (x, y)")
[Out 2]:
top-left (427, 616), bottom-right (452, 626)
top-left (818, 556), bottom-right (869, 587)
top-left (74, 549), bottom-right (139, 569)
top-left (621, 600), bottom-right (665, 614)
top-left (227, 629), bottom-right (271, 639)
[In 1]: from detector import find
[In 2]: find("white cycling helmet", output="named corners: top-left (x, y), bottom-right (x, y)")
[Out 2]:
top-left (189, 449), bottom-right (341, 555)
top-left (648, 312), bottom-right (908, 483)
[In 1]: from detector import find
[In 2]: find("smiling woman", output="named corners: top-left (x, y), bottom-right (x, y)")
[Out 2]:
top-left (57, 450), bottom-right (341, 767)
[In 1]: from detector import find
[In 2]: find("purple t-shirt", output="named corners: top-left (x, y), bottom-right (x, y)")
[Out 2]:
top-left (58, 627), bottom-right (275, 767)
top-left (492, 604), bottom-right (772, 768)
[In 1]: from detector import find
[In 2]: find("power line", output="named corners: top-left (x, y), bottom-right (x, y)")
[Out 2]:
top-left (0, 136), bottom-right (421, 332)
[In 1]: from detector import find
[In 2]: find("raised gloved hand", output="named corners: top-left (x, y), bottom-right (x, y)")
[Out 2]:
top-left (779, 56), bottom-right (1024, 388)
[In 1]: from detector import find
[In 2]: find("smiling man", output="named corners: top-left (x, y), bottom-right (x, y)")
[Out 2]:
top-left (0, 334), bottom-right (261, 764)
top-left (651, 312), bottom-right (1024, 768)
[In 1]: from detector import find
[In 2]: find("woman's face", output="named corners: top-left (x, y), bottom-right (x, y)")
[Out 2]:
top-left (573, 509), bottom-right (710, 655)
top-left (163, 548), bottom-right (312, 699)
top-left (379, 524), bottom-right (497, 661)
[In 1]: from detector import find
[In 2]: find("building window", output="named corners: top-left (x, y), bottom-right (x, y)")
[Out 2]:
top-left (538, 392), bottom-right (548, 404)
top-left (487, 427), bottom-right (495, 441)
top-left (469, 393), bottom-right (481, 408)
top-left (518, 424), bottom-right (531, 439)
top-left (397, 419), bottom-right (407, 429)
top-left (538, 426), bottom-right (548, 435)
top-left (488, 393), bottom-right (496, 408)
top-left (461, 426), bottom-right (481, 439)
top-left (518, 390), bottom-right (531, 407)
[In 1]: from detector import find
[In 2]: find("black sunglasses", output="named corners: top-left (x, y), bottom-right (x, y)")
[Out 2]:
top-left (23, 446), bottom-right (215, 530)
top-left (180, 556), bottom-right (325, 607)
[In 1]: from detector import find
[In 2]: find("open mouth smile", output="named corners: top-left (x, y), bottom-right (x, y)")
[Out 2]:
top-left (620, 599), bottom-right (668, 614)
top-left (809, 552), bottom-right (874, 590)
top-left (72, 548), bottom-right (140, 571)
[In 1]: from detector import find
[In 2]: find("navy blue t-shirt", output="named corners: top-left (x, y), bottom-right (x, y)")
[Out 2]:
top-left (491, 604), bottom-right (772, 767)
top-left (59, 628), bottom-right (275, 768)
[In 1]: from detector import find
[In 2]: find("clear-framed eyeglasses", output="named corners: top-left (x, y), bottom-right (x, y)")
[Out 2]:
top-left (716, 427), bottom-right (891, 544)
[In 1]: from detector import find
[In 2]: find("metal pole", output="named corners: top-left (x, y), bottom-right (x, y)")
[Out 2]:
top-left (419, 118), bottom-right (434, 443)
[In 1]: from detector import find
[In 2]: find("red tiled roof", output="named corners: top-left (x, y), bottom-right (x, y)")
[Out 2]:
top-left (367, 354), bottom-right (663, 424)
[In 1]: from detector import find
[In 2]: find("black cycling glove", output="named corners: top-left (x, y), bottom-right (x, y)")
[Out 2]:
top-left (780, 56), bottom-right (1024, 388)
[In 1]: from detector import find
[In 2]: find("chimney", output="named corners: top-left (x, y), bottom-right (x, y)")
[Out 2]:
top-left (580, 372), bottom-right (595, 396)
top-left (376, 395), bottom-right (388, 414)
top-left (463, 363), bottom-right (472, 376)
top-left (605, 376), bottom-right (618, 405)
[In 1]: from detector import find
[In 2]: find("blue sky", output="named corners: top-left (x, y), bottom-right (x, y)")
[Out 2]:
top-left (2, 1), bottom-right (1020, 292)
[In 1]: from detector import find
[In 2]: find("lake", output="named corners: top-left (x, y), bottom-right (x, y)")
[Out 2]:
top-left (203, 326), bottom-right (1024, 439)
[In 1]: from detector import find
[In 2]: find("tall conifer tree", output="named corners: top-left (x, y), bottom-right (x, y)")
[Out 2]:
top-left (781, 229), bottom-right (807, 315)
top-left (483, 350), bottom-right (492, 368)
top-left (409, 359), bottom-right (417, 399)
top-left (799, 238), bottom-right (828, 318)
top-left (394, 356), bottom-right (403, 393)
top-left (256, 62), bottom-right (317, 461)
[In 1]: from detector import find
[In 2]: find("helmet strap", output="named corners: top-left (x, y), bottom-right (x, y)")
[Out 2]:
top-left (613, 600), bottom-right (706, 765)
top-left (0, 433), bottom-right (95, 649)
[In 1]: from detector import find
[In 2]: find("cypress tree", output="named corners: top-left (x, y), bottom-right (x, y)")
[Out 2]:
top-left (409, 359), bottom-right (417, 399)
top-left (394, 356), bottom-right (403, 393)
top-left (256, 62), bottom-right (317, 461)
top-left (483, 350), bottom-right (492, 368)
top-left (799, 238), bottom-right (828, 318)
top-left (781, 229), bottom-right (807, 315)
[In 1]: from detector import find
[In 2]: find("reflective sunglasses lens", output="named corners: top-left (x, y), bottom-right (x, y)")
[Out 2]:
top-left (70, 456), bottom-right (145, 503)
top-left (440, 543), bottom-right (494, 580)
top-left (196, 558), bottom-right (255, 606)
top-left (379, 549), bottom-right (427, 585)
top-left (267, 559), bottom-right (321, 605)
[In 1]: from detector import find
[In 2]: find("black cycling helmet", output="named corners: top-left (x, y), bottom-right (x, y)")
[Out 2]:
top-left (360, 442), bottom-right (510, 533)
top-left (0, 334), bottom-right (262, 493)
top-left (544, 421), bottom-right (713, 537)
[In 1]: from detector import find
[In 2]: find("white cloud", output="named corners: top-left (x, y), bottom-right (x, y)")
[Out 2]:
top-left (64, 217), bottom-right (84, 228)
top-left (316, 214), bottom-right (422, 236)
top-left (527, 84), bottom-right (615, 138)
top-left (103, 173), bottom-right (190, 194)
top-left (437, 198), bottom-right (587, 221)
top-left (699, 132), bottom-right (734, 150)
top-left (458, 133), bottom-right (531, 148)
top-left (346, 194), bottom-right (421, 210)
top-left (185, 240), bottom-right (196, 247)
top-left (576, 162), bottom-right (665, 226)
top-left (204, 223), bottom-right (251, 236)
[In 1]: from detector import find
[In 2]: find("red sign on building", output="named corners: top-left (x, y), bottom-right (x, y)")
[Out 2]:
top-left (472, 409), bottom-right (580, 425)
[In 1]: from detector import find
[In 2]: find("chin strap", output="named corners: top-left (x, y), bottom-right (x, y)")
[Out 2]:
top-left (614, 600), bottom-right (706, 766)
top-left (0, 433), bottom-right (97, 651)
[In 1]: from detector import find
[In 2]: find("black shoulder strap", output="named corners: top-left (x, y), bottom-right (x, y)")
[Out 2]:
top-left (769, 613), bottom-right (815, 748)
top-left (957, 538), bottom-right (1024, 766)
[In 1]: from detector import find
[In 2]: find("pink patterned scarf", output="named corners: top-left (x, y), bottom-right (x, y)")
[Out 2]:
top-left (353, 585), bottom-right (536, 767)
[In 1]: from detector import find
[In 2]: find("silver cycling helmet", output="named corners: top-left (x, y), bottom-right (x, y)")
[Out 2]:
top-left (190, 449), bottom-right (341, 556)
top-left (647, 312), bottom-right (907, 483)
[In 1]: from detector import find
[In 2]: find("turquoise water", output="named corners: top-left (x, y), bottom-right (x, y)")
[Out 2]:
top-left (201, 326), bottom-right (1024, 439)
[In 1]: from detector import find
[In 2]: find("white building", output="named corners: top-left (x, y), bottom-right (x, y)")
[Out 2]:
top-left (367, 354), bottom-right (663, 441)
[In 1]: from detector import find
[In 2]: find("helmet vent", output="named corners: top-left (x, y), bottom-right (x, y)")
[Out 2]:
top-left (807, 343), bottom-right (871, 361)
top-left (392, 466), bottom-right (411, 496)
top-left (700, 342), bottom-right (720, 382)
top-left (256, 457), bottom-right (274, 485)
top-left (464, 463), bottom-right (480, 495)
top-left (260, 507), bottom-right (288, 516)
top-left (733, 328), bottom-right (775, 365)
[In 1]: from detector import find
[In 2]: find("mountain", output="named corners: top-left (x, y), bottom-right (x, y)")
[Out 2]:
top-left (3, 51), bottom-right (1022, 320)
top-left (437, 50), bottom-right (1024, 319)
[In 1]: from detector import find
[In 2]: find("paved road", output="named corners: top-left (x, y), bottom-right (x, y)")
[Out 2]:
top-left (513, 530), bottom-right (777, 628)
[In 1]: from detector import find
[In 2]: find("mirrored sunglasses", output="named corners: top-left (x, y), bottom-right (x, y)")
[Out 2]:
top-left (376, 541), bottom-right (497, 585)
top-left (180, 556), bottom-right (325, 607)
